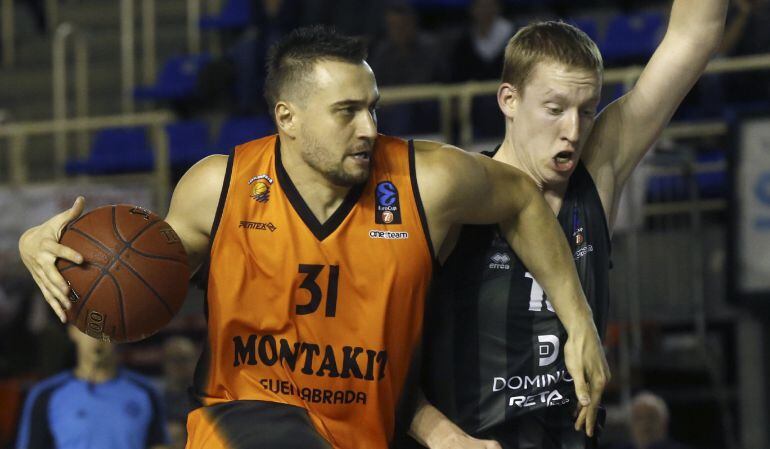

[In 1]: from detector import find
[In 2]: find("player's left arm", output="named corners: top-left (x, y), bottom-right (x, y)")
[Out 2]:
top-left (415, 140), bottom-right (608, 436)
top-left (584, 0), bottom-right (728, 203)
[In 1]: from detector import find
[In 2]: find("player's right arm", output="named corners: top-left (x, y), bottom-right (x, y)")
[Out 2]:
top-left (410, 393), bottom-right (502, 449)
top-left (18, 154), bottom-right (227, 323)
top-left (163, 154), bottom-right (227, 272)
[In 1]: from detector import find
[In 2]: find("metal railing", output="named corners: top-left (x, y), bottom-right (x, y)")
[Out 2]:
top-left (53, 23), bottom-right (90, 176)
top-left (120, 0), bottom-right (136, 113)
top-left (0, 111), bottom-right (174, 211)
top-left (1, 0), bottom-right (14, 68)
top-left (187, 0), bottom-right (201, 55)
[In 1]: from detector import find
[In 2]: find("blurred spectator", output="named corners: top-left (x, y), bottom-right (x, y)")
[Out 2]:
top-left (369, 4), bottom-right (445, 86)
top-left (369, 3), bottom-right (446, 135)
top-left (15, 326), bottom-right (168, 449)
top-left (449, 0), bottom-right (514, 82)
top-left (298, 0), bottom-right (387, 39)
top-left (613, 391), bottom-right (690, 449)
top-left (158, 336), bottom-right (197, 449)
top-left (448, 0), bottom-right (514, 139)
top-left (18, 0), bottom-right (47, 34)
top-left (223, 0), bottom-right (300, 115)
top-left (720, 0), bottom-right (770, 56)
top-left (718, 0), bottom-right (770, 106)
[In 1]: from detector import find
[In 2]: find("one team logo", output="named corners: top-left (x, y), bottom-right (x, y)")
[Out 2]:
top-left (248, 174), bottom-right (273, 203)
top-left (375, 181), bottom-right (401, 224)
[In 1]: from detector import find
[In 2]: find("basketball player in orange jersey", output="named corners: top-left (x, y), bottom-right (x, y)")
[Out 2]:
top-left (19, 26), bottom-right (608, 449)
top-left (412, 1), bottom-right (728, 448)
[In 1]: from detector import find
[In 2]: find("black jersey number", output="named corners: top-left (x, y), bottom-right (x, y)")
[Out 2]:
top-left (296, 264), bottom-right (340, 317)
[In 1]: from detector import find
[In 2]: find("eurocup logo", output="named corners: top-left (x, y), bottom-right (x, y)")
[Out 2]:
top-left (375, 181), bottom-right (401, 224)
top-left (377, 182), bottom-right (398, 207)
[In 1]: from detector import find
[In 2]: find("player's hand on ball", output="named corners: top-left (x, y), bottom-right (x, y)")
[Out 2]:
top-left (563, 317), bottom-right (609, 438)
top-left (18, 196), bottom-right (85, 323)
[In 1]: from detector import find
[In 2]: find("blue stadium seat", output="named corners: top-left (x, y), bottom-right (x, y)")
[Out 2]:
top-left (199, 0), bottom-right (252, 30)
top-left (645, 148), bottom-right (727, 201)
top-left (214, 116), bottom-right (275, 152)
top-left (66, 127), bottom-right (154, 175)
top-left (567, 17), bottom-right (600, 43)
top-left (134, 54), bottom-right (212, 101)
top-left (695, 149), bottom-right (726, 199)
top-left (600, 11), bottom-right (665, 63)
top-left (166, 120), bottom-right (212, 168)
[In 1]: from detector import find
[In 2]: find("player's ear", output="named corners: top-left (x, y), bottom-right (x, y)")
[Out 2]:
top-left (274, 101), bottom-right (296, 137)
top-left (497, 82), bottom-right (519, 119)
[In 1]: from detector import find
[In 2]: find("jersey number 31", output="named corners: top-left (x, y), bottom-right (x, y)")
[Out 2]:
top-left (296, 264), bottom-right (340, 317)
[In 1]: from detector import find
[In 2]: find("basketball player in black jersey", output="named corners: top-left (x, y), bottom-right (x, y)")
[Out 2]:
top-left (411, 1), bottom-right (728, 448)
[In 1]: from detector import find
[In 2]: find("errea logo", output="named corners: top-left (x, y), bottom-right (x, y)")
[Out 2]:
top-left (489, 252), bottom-right (511, 270)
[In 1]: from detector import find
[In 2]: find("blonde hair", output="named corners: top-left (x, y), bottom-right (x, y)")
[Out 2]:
top-left (502, 21), bottom-right (603, 92)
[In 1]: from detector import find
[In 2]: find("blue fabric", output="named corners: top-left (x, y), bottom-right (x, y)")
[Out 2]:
top-left (16, 370), bottom-right (168, 449)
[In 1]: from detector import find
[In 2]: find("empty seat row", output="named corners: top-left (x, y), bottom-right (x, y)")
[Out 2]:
top-left (66, 116), bottom-right (274, 175)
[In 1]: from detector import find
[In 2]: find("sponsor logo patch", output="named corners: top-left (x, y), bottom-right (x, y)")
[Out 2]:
top-left (375, 181), bottom-right (402, 224)
top-left (489, 252), bottom-right (511, 270)
top-left (239, 221), bottom-right (277, 232)
top-left (572, 225), bottom-right (593, 260)
top-left (369, 230), bottom-right (409, 240)
top-left (248, 174), bottom-right (274, 203)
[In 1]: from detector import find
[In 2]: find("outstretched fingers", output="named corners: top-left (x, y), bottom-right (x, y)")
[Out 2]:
top-left (32, 271), bottom-right (67, 323)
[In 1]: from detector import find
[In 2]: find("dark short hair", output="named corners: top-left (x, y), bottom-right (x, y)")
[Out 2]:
top-left (264, 26), bottom-right (369, 114)
top-left (502, 21), bottom-right (603, 92)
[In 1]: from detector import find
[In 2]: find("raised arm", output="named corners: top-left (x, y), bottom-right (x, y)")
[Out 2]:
top-left (414, 140), bottom-right (608, 437)
top-left (18, 154), bottom-right (226, 323)
top-left (583, 0), bottom-right (728, 215)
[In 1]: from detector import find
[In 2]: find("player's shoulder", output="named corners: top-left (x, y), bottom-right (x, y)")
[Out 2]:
top-left (175, 154), bottom-right (228, 196)
top-left (120, 369), bottom-right (164, 398)
top-left (412, 140), bottom-right (488, 185)
top-left (25, 371), bottom-right (73, 402)
top-left (189, 154), bottom-right (229, 177)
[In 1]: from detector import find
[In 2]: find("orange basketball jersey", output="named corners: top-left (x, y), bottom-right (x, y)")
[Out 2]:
top-left (189, 135), bottom-right (434, 448)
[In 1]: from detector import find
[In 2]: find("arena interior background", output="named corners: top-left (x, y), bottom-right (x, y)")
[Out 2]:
top-left (0, 0), bottom-right (769, 448)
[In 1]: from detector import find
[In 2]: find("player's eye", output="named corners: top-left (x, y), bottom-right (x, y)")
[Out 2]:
top-left (546, 106), bottom-right (562, 115)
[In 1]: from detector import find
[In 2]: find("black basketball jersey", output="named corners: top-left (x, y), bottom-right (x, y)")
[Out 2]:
top-left (422, 157), bottom-right (611, 437)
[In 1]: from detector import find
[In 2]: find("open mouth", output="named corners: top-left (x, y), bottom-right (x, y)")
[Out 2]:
top-left (553, 150), bottom-right (575, 172)
top-left (351, 151), bottom-right (370, 161)
top-left (554, 151), bottom-right (573, 164)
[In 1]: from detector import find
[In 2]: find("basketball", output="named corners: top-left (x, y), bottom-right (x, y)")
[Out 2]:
top-left (55, 204), bottom-right (189, 343)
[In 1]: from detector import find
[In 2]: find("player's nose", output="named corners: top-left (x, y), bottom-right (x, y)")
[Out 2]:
top-left (562, 109), bottom-right (580, 144)
top-left (357, 110), bottom-right (377, 141)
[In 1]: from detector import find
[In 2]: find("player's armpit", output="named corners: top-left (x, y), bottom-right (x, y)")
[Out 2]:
top-left (165, 154), bottom-right (228, 274)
